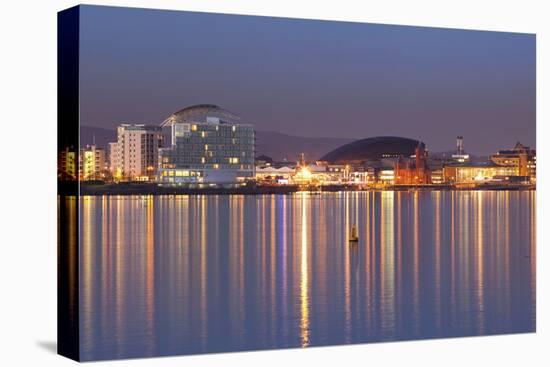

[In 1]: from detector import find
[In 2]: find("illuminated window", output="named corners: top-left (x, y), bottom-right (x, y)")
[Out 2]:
top-left (205, 144), bottom-right (208, 150)
top-left (201, 157), bottom-right (205, 164)
top-left (191, 124), bottom-right (197, 131)
top-left (213, 164), bottom-right (219, 169)
top-left (174, 123), bottom-right (190, 137)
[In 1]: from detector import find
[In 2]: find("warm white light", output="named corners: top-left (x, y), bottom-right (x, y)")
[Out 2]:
top-left (297, 167), bottom-right (312, 180)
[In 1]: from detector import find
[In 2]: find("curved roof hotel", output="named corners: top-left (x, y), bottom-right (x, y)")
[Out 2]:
top-left (158, 105), bottom-right (255, 186)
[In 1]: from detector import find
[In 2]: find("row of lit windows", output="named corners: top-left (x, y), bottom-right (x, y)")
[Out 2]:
top-left (160, 163), bottom-right (254, 170)
top-left (161, 157), bottom-right (254, 165)
top-left (201, 144), bottom-right (250, 151)
top-left (175, 137), bottom-right (254, 145)
top-left (162, 154), bottom-right (254, 161)
top-left (160, 170), bottom-right (201, 177)
top-left (172, 147), bottom-right (254, 154)
top-left (175, 144), bottom-right (253, 149)
top-left (174, 149), bottom-right (252, 157)
top-left (189, 124), bottom-right (253, 132)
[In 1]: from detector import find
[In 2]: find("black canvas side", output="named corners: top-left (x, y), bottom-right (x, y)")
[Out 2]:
top-left (57, 5), bottom-right (80, 361)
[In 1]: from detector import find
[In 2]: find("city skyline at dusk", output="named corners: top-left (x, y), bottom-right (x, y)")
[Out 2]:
top-left (58, 5), bottom-right (537, 362)
top-left (79, 5), bottom-right (535, 156)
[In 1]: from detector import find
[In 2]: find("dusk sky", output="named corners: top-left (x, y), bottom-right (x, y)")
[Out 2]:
top-left (80, 5), bottom-right (535, 155)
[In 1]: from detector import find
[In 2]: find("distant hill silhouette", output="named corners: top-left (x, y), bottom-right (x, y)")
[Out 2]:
top-left (80, 125), bottom-right (356, 161)
top-left (255, 131), bottom-right (355, 162)
top-left (80, 125), bottom-right (486, 162)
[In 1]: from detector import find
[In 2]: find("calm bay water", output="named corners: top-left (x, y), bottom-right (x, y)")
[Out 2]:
top-left (77, 191), bottom-right (535, 360)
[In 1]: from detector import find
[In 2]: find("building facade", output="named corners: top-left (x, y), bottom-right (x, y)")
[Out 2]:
top-left (394, 144), bottom-right (431, 185)
top-left (490, 142), bottom-right (536, 179)
top-left (79, 145), bottom-right (106, 181)
top-left (109, 124), bottom-right (163, 181)
top-left (158, 105), bottom-right (255, 185)
top-left (443, 163), bottom-right (518, 183)
top-left (58, 147), bottom-right (77, 181)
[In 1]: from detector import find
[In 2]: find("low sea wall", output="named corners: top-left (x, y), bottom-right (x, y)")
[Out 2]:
top-left (72, 182), bottom-right (535, 196)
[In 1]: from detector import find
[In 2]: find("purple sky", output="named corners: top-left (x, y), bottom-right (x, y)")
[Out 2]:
top-left (79, 5), bottom-right (535, 155)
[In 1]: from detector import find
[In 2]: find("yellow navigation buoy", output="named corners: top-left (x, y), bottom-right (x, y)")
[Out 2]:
top-left (349, 224), bottom-right (359, 243)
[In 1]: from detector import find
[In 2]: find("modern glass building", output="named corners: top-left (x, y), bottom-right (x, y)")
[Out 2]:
top-left (158, 105), bottom-right (255, 185)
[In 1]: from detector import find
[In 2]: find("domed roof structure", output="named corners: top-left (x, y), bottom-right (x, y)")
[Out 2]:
top-left (320, 136), bottom-right (425, 163)
top-left (160, 104), bottom-right (241, 126)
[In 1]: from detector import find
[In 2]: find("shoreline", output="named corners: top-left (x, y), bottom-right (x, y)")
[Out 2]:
top-left (62, 182), bottom-right (537, 196)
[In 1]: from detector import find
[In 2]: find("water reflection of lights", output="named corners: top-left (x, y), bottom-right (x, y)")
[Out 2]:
top-left (380, 191), bottom-right (395, 335)
top-left (77, 191), bottom-right (535, 359)
top-left (434, 191), bottom-right (442, 331)
top-left (200, 196), bottom-right (208, 347)
top-left (344, 191), bottom-right (351, 342)
top-left (412, 191), bottom-right (420, 334)
top-left (299, 193), bottom-right (310, 347)
top-left (475, 191), bottom-right (485, 334)
top-left (82, 197), bottom-right (94, 353)
top-left (145, 196), bottom-right (155, 354)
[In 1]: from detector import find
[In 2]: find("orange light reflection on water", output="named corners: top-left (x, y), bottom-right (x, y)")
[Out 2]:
top-left (299, 193), bottom-right (310, 347)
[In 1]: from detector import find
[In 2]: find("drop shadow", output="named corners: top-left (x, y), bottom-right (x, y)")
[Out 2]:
top-left (36, 340), bottom-right (57, 354)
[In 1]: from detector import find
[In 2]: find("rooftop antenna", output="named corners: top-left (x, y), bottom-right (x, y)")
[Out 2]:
top-left (92, 132), bottom-right (96, 146)
top-left (456, 136), bottom-right (464, 155)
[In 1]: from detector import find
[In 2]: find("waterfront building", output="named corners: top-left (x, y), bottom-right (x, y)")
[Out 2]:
top-left (108, 124), bottom-right (163, 181)
top-left (255, 166), bottom-right (295, 184)
top-left (255, 155), bottom-right (357, 186)
top-left (58, 147), bottom-right (77, 181)
top-left (158, 105), bottom-right (255, 185)
top-left (394, 143), bottom-right (431, 185)
top-left (356, 162), bottom-right (395, 185)
top-left (320, 136), bottom-right (429, 185)
top-left (321, 136), bottom-right (425, 164)
top-left (79, 144), bottom-right (106, 181)
top-left (430, 168), bottom-right (444, 184)
top-left (490, 142), bottom-right (536, 179)
top-left (324, 164), bottom-right (353, 184)
top-left (290, 154), bottom-right (356, 185)
top-left (378, 168), bottom-right (396, 184)
top-left (443, 163), bottom-right (518, 183)
top-left (108, 142), bottom-right (121, 180)
top-left (348, 169), bottom-right (369, 185)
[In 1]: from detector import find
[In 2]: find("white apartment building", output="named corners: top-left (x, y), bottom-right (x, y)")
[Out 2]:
top-left (108, 142), bottom-right (121, 176)
top-left (109, 124), bottom-right (163, 181)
